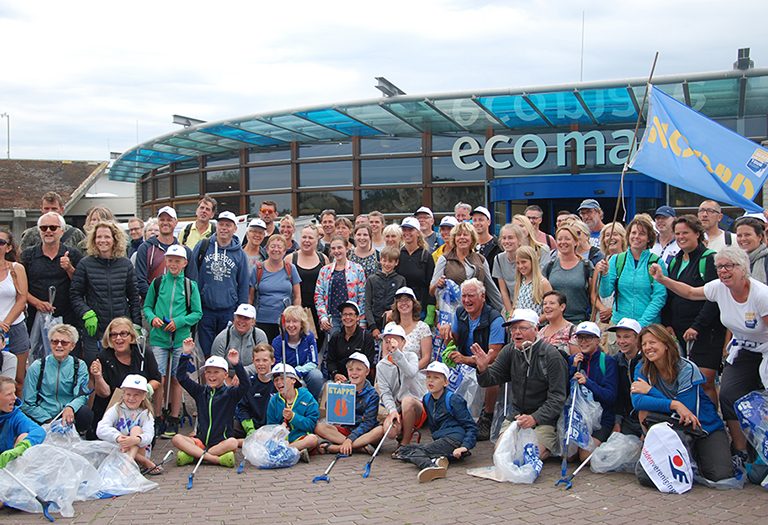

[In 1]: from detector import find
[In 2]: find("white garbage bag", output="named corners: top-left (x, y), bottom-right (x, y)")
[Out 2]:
top-left (242, 424), bottom-right (299, 469)
top-left (467, 422), bottom-right (543, 484)
top-left (590, 432), bottom-right (642, 473)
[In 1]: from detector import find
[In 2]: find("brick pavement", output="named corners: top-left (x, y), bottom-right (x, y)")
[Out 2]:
top-left (2, 435), bottom-right (766, 525)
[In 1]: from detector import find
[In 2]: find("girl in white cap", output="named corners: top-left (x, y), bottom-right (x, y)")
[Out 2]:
top-left (96, 374), bottom-right (159, 474)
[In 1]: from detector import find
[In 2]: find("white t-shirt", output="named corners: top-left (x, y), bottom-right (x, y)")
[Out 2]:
top-left (704, 278), bottom-right (768, 344)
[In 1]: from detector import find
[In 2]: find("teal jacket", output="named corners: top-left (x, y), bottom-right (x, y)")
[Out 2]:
top-left (266, 387), bottom-right (318, 443)
top-left (599, 250), bottom-right (667, 326)
top-left (21, 355), bottom-right (90, 424)
top-left (143, 271), bottom-right (203, 348)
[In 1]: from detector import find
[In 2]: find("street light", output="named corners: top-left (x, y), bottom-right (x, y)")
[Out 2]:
top-left (0, 113), bottom-right (8, 159)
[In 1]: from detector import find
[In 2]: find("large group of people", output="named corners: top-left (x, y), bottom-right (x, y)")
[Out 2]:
top-left (2, 190), bottom-right (768, 489)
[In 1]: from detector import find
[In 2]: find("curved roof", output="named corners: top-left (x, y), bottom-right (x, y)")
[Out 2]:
top-left (109, 68), bottom-right (768, 182)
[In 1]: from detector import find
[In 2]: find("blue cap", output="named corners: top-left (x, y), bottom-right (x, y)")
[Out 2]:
top-left (654, 205), bottom-right (676, 218)
top-left (578, 199), bottom-right (601, 211)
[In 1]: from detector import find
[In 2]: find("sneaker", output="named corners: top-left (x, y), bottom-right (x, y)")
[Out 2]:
top-left (418, 458), bottom-right (448, 483)
top-left (219, 451), bottom-right (235, 468)
top-left (176, 451), bottom-right (195, 467)
top-left (477, 411), bottom-right (493, 442)
top-left (732, 450), bottom-right (749, 472)
top-left (300, 449), bottom-right (311, 464)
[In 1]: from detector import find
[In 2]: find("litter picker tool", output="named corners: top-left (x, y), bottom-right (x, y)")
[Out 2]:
top-left (236, 458), bottom-right (246, 474)
top-left (557, 366), bottom-right (582, 486)
top-left (556, 447), bottom-right (597, 490)
top-left (312, 453), bottom-right (348, 483)
top-left (362, 421), bottom-right (394, 478)
top-left (141, 450), bottom-right (174, 475)
top-left (1, 468), bottom-right (55, 522)
top-left (186, 449), bottom-right (207, 490)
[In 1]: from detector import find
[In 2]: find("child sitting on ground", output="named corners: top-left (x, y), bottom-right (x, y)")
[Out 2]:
top-left (393, 361), bottom-right (477, 483)
top-left (374, 323), bottom-right (427, 445)
top-left (172, 337), bottom-right (249, 468)
top-left (96, 374), bottom-right (159, 474)
top-left (266, 363), bottom-right (319, 462)
top-left (315, 352), bottom-right (381, 455)
top-left (0, 376), bottom-right (45, 469)
top-left (234, 343), bottom-right (276, 445)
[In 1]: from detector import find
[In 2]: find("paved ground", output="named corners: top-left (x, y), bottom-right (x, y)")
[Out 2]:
top-left (2, 433), bottom-right (766, 525)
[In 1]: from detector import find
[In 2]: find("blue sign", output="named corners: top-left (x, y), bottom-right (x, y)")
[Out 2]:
top-left (326, 382), bottom-right (356, 426)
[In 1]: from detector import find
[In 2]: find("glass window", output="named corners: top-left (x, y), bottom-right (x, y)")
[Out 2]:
top-left (361, 187), bottom-right (422, 214)
top-left (432, 134), bottom-right (484, 152)
top-left (174, 201), bottom-right (199, 219)
top-left (206, 153), bottom-right (240, 167)
top-left (432, 156), bottom-right (485, 182)
top-left (174, 158), bottom-right (199, 171)
top-left (299, 161), bottom-right (352, 188)
top-left (213, 195), bottom-right (241, 215)
top-left (156, 177), bottom-right (170, 199)
top-left (141, 206), bottom-right (152, 220)
top-left (298, 191), bottom-right (353, 216)
top-left (248, 164), bottom-right (291, 191)
top-left (299, 141), bottom-right (352, 158)
top-left (247, 194), bottom-right (292, 216)
top-left (175, 172), bottom-right (199, 196)
top-left (142, 181), bottom-right (152, 202)
top-left (361, 158), bottom-right (422, 185)
top-left (360, 137), bottom-right (422, 155)
top-left (248, 147), bottom-right (292, 163)
top-left (431, 185), bottom-right (485, 213)
top-left (204, 169), bottom-right (240, 193)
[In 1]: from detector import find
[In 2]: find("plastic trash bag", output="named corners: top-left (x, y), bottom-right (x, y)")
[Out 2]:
top-left (242, 424), bottom-right (299, 469)
top-left (29, 310), bottom-right (62, 361)
top-left (735, 389), bottom-right (768, 488)
top-left (557, 381), bottom-right (603, 457)
top-left (490, 382), bottom-right (513, 444)
top-left (590, 432), bottom-right (642, 473)
top-left (94, 446), bottom-right (158, 497)
top-left (432, 279), bottom-right (461, 362)
top-left (467, 422), bottom-right (542, 484)
top-left (447, 364), bottom-right (480, 417)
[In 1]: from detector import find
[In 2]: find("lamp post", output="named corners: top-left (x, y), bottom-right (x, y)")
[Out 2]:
top-left (0, 113), bottom-right (8, 159)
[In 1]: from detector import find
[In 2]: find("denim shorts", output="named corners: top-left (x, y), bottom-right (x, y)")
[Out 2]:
top-left (151, 345), bottom-right (182, 377)
top-left (5, 322), bottom-right (30, 355)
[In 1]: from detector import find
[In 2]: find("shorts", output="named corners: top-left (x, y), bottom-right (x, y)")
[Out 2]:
top-left (334, 425), bottom-right (352, 437)
top-left (415, 402), bottom-right (428, 430)
top-left (6, 322), bottom-right (30, 355)
top-left (191, 437), bottom-right (205, 449)
top-left (499, 419), bottom-right (558, 453)
top-left (151, 345), bottom-right (183, 377)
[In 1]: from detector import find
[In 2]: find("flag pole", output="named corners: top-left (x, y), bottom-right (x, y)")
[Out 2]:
top-left (590, 52), bottom-right (659, 322)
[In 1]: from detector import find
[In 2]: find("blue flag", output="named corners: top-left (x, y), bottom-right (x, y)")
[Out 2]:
top-left (630, 85), bottom-right (768, 212)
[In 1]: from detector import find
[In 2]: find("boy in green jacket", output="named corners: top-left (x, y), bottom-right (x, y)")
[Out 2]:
top-left (143, 244), bottom-right (203, 438)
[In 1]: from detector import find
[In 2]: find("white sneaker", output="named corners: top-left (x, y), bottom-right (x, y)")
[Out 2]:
top-left (417, 458), bottom-right (448, 483)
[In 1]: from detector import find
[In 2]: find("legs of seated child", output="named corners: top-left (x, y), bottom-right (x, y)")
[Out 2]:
top-left (399, 397), bottom-right (424, 445)
top-left (315, 423), bottom-right (380, 453)
top-left (290, 434), bottom-right (319, 452)
top-left (394, 437), bottom-right (461, 470)
top-left (172, 434), bottom-right (238, 464)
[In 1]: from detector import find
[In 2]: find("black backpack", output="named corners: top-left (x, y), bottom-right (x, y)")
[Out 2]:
top-left (181, 222), bottom-right (216, 246)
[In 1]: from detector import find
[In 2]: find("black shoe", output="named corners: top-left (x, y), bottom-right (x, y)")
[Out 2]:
top-left (162, 417), bottom-right (179, 439)
top-left (477, 411), bottom-right (493, 441)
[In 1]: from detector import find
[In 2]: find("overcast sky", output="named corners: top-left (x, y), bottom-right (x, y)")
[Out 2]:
top-left (1, 0), bottom-right (765, 161)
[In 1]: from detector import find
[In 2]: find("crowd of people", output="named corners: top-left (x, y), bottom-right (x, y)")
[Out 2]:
top-left (1, 189), bottom-right (767, 487)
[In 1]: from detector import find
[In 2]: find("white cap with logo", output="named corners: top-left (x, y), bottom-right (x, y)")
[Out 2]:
top-left (120, 374), bottom-right (148, 392)
top-left (166, 244), bottom-right (187, 259)
top-left (574, 321), bottom-right (601, 338)
top-left (234, 303), bottom-right (256, 319)
top-left (472, 206), bottom-right (491, 221)
top-left (420, 361), bottom-right (451, 379)
top-left (201, 355), bottom-right (229, 371)
top-left (502, 308), bottom-right (539, 327)
top-left (381, 322), bottom-right (406, 339)
top-left (217, 211), bottom-right (237, 223)
top-left (415, 206), bottom-right (433, 218)
top-left (607, 318), bottom-right (641, 334)
top-left (347, 352), bottom-right (370, 369)
top-left (157, 206), bottom-right (177, 219)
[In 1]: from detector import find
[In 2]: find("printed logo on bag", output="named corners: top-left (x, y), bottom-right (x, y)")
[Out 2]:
top-left (745, 312), bottom-right (758, 329)
top-left (668, 450), bottom-right (689, 484)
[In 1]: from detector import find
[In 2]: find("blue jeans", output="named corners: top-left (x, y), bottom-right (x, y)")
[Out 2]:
top-left (198, 308), bottom-right (234, 358)
top-left (301, 367), bottom-right (326, 401)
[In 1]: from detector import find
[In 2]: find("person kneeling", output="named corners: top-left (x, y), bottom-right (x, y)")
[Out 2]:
top-left (393, 362), bottom-right (477, 483)
top-left (266, 363), bottom-right (319, 462)
top-left (316, 353), bottom-right (380, 455)
top-left (96, 375), bottom-right (159, 474)
top-left (172, 338), bottom-right (249, 468)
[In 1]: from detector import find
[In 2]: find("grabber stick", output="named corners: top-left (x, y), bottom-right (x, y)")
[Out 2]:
top-left (362, 421), bottom-right (395, 478)
top-left (186, 449), bottom-right (207, 490)
top-left (1, 468), bottom-right (56, 522)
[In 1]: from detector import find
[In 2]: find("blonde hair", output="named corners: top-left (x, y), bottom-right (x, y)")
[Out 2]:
top-left (87, 221), bottom-right (127, 258)
top-left (282, 305), bottom-right (310, 335)
top-left (449, 222), bottom-right (478, 252)
top-left (513, 246), bottom-right (546, 307)
top-left (383, 224), bottom-right (402, 247)
top-left (499, 223), bottom-right (525, 251)
top-left (101, 317), bottom-right (137, 349)
top-left (280, 214), bottom-right (295, 228)
top-left (118, 389), bottom-right (154, 416)
top-left (84, 206), bottom-right (115, 232)
top-left (555, 225), bottom-right (582, 259)
top-left (512, 214), bottom-right (547, 259)
top-left (599, 222), bottom-right (627, 255)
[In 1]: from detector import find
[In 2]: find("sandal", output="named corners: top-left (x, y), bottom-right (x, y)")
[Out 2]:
top-left (144, 464), bottom-right (164, 476)
top-left (317, 440), bottom-right (332, 455)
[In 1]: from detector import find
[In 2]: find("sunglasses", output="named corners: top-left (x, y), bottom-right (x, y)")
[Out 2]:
top-left (50, 339), bottom-right (72, 347)
top-left (260, 208), bottom-right (276, 214)
top-left (0, 239), bottom-right (8, 246)
top-left (39, 225), bottom-right (61, 232)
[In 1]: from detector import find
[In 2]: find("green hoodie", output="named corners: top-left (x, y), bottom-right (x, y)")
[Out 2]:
top-left (143, 271), bottom-right (203, 348)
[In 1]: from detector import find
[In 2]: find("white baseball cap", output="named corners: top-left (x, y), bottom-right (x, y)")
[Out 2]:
top-left (267, 363), bottom-right (300, 380)
top-left (574, 321), bottom-right (601, 338)
top-left (439, 216), bottom-right (458, 228)
top-left (347, 352), bottom-right (370, 369)
top-left (607, 318), bottom-right (642, 334)
top-left (217, 211), bottom-right (237, 223)
top-left (472, 206), bottom-right (491, 221)
top-left (234, 303), bottom-right (256, 319)
top-left (394, 286), bottom-right (416, 300)
top-left (157, 206), bottom-right (177, 220)
top-left (415, 206), bottom-right (433, 218)
top-left (166, 244), bottom-right (187, 259)
top-left (400, 217), bottom-right (420, 230)
top-left (248, 218), bottom-right (267, 229)
top-left (502, 308), bottom-right (539, 327)
top-left (120, 374), bottom-right (148, 392)
top-left (201, 355), bottom-right (229, 371)
top-left (420, 361), bottom-right (450, 379)
top-left (337, 301), bottom-right (360, 315)
top-left (381, 322), bottom-right (406, 339)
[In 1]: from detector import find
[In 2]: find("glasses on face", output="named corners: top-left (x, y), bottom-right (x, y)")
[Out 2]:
top-left (698, 207), bottom-right (720, 215)
top-left (341, 312), bottom-right (357, 318)
top-left (50, 339), bottom-right (72, 347)
top-left (128, 226), bottom-right (142, 232)
top-left (509, 325), bottom-right (534, 333)
top-left (39, 225), bottom-right (61, 232)
top-left (715, 263), bottom-right (736, 272)
top-left (0, 239), bottom-right (8, 246)
top-left (525, 215), bottom-right (541, 222)
top-left (260, 208), bottom-right (276, 214)
top-left (109, 331), bottom-right (131, 339)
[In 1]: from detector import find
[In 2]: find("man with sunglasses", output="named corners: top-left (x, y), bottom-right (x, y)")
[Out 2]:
top-left (21, 212), bottom-right (84, 343)
top-left (19, 191), bottom-right (85, 252)
top-left (258, 200), bottom-right (280, 247)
